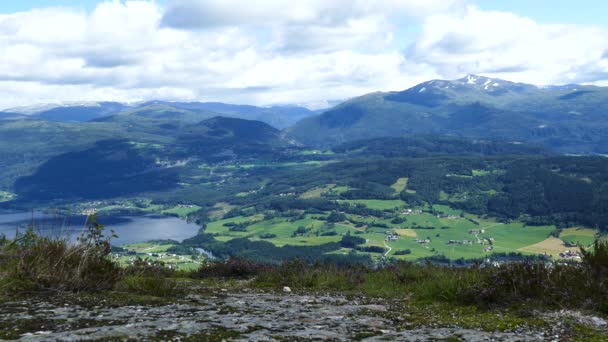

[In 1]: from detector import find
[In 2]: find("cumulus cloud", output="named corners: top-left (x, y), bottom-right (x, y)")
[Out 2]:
top-left (0, 1), bottom-right (607, 109)
top-left (409, 6), bottom-right (608, 85)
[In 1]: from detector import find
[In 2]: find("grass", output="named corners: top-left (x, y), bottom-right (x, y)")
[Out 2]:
top-left (518, 237), bottom-right (572, 258)
top-left (122, 242), bottom-right (176, 253)
top-left (250, 247), bottom-right (608, 314)
top-left (484, 222), bottom-right (555, 252)
top-left (207, 202), bottom-right (237, 220)
top-left (162, 205), bottom-right (201, 217)
top-left (250, 241), bottom-right (608, 313)
top-left (341, 199), bottom-right (406, 210)
top-left (390, 177), bottom-right (409, 193)
top-left (432, 204), bottom-right (463, 216)
top-left (115, 276), bottom-right (181, 297)
top-left (201, 205), bottom-right (567, 261)
top-left (299, 184), bottom-right (336, 199)
top-left (560, 227), bottom-right (598, 247)
top-left (0, 216), bottom-right (121, 293)
top-left (393, 229), bottom-right (417, 237)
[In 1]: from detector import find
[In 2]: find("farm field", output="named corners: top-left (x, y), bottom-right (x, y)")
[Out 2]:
top-left (559, 228), bottom-right (597, 247)
top-left (340, 199), bottom-right (406, 210)
top-left (390, 177), bottom-right (409, 193)
top-left (199, 198), bottom-right (579, 261)
top-left (518, 237), bottom-right (575, 258)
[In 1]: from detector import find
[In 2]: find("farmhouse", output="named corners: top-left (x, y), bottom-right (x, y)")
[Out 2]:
top-left (468, 229), bottom-right (486, 235)
top-left (559, 250), bottom-right (581, 259)
top-left (385, 231), bottom-right (400, 241)
top-left (415, 239), bottom-right (431, 244)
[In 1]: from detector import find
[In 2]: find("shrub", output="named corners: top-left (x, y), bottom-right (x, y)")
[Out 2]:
top-left (255, 259), bottom-right (364, 291)
top-left (581, 239), bottom-right (608, 279)
top-left (391, 217), bottom-right (406, 224)
top-left (355, 246), bottom-right (385, 254)
top-left (340, 232), bottom-right (365, 248)
top-left (0, 215), bottom-right (121, 293)
top-left (197, 258), bottom-right (269, 279)
top-left (327, 211), bottom-right (347, 223)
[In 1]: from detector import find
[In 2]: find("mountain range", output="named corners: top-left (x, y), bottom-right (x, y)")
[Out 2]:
top-left (2, 101), bottom-right (316, 129)
top-left (288, 75), bottom-right (608, 153)
top-left (3, 74), bottom-right (608, 160)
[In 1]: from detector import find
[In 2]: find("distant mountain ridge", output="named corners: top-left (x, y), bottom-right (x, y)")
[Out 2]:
top-left (288, 75), bottom-right (608, 153)
top-left (1, 100), bottom-right (317, 129)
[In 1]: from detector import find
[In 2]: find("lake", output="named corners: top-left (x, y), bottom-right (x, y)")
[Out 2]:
top-left (0, 211), bottom-right (201, 246)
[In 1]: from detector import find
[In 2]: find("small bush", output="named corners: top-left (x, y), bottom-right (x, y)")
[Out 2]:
top-left (197, 258), bottom-right (270, 279)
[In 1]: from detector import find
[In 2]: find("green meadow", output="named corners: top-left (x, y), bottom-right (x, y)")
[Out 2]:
top-left (200, 197), bottom-right (563, 261)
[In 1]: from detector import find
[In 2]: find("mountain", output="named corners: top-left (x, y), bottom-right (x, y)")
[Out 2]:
top-left (0, 117), bottom-right (171, 190)
top-left (14, 140), bottom-right (179, 201)
top-left (177, 116), bottom-right (298, 162)
top-left (2, 101), bottom-right (316, 129)
top-left (5, 102), bottom-right (130, 122)
top-left (136, 101), bottom-right (316, 129)
top-left (5, 116), bottom-right (299, 200)
top-left (332, 136), bottom-right (550, 158)
top-left (287, 75), bottom-right (608, 153)
top-left (0, 112), bottom-right (27, 121)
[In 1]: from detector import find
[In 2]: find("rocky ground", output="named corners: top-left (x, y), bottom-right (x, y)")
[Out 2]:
top-left (1, 287), bottom-right (607, 341)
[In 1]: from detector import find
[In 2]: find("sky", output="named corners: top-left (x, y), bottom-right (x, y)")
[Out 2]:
top-left (0, 0), bottom-right (607, 109)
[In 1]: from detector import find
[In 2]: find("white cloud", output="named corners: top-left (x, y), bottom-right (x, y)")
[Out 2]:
top-left (0, 1), bottom-right (607, 110)
top-left (409, 6), bottom-right (608, 85)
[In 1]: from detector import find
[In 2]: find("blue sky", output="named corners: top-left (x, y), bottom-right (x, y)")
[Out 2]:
top-left (0, 0), bottom-right (99, 12)
top-left (0, 0), bottom-right (607, 108)
top-left (475, 0), bottom-right (608, 26)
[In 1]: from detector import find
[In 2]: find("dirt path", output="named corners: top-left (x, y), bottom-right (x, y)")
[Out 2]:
top-left (383, 241), bottom-right (392, 257)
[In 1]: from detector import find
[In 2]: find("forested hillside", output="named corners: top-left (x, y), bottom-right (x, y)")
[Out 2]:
top-left (288, 75), bottom-right (608, 153)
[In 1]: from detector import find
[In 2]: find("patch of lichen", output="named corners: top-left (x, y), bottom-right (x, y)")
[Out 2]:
top-left (0, 318), bottom-right (68, 340)
top-left (0, 316), bottom-right (134, 340)
top-left (563, 320), bottom-right (608, 342)
top-left (41, 291), bottom-right (174, 308)
top-left (353, 330), bottom-right (384, 340)
top-left (154, 327), bottom-right (242, 341)
top-left (397, 302), bottom-right (549, 333)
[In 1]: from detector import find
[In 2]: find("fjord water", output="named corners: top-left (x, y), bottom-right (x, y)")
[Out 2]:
top-left (0, 211), bottom-right (200, 245)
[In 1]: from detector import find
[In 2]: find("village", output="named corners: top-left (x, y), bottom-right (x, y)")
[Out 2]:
top-left (111, 249), bottom-right (203, 270)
